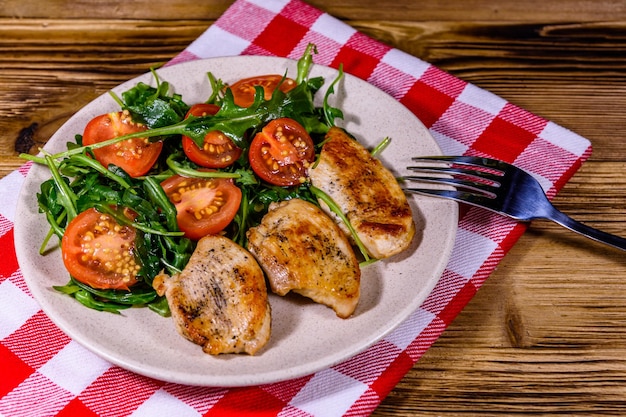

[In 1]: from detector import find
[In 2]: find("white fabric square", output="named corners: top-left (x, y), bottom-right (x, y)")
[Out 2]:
top-left (457, 83), bottom-right (507, 116)
top-left (0, 279), bottom-right (40, 339)
top-left (384, 307), bottom-right (436, 351)
top-left (38, 341), bottom-right (110, 395)
top-left (246, 0), bottom-right (289, 13)
top-left (187, 26), bottom-right (250, 58)
top-left (446, 228), bottom-right (498, 279)
top-left (0, 371), bottom-right (73, 417)
top-left (430, 130), bottom-right (469, 156)
top-left (539, 121), bottom-right (590, 157)
top-left (311, 13), bottom-right (356, 44)
top-left (131, 389), bottom-right (200, 417)
top-left (0, 171), bottom-right (25, 222)
top-left (431, 100), bottom-right (496, 148)
top-left (289, 369), bottom-right (368, 417)
top-left (381, 48), bottom-right (430, 80)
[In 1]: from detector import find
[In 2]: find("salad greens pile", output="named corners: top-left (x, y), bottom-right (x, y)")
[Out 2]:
top-left (22, 44), bottom-right (368, 315)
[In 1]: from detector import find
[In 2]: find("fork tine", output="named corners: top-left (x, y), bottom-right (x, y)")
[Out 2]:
top-left (402, 174), bottom-right (498, 198)
top-left (405, 165), bottom-right (503, 183)
top-left (403, 187), bottom-right (500, 211)
top-left (411, 155), bottom-right (510, 172)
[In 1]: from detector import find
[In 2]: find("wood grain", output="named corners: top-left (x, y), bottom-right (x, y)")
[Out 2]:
top-left (2, 1), bottom-right (626, 415)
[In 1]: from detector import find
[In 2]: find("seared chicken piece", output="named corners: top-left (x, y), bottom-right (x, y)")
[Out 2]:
top-left (153, 235), bottom-right (271, 355)
top-left (308, 127), bottom-right (415, 259)
top-left (247, 198), bottom-right (360, 318)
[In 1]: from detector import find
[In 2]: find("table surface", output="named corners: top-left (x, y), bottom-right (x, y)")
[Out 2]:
top-left (3, 0), bottom-right (626, 415)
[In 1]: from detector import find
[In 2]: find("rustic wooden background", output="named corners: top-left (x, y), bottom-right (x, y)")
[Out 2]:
top-left (2, 0), bottom-right (626, 415)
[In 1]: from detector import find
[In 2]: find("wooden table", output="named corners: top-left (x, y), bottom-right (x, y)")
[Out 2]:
top-left (3, 1), bottom-right (626, 414)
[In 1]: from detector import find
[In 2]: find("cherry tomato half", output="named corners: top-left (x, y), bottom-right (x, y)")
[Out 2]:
top-left (248, 118), bottom-right (316, 187)
top-left (229, 75), bottom-right (297, 108)
top-left (181, 103), bottom-right (242, 168)
top-left (82, 111), bottom-right (162, 177)
top-left (62, 207), bottom-right (140, 291)
top-left (161, 174), bottom-right (242, 240)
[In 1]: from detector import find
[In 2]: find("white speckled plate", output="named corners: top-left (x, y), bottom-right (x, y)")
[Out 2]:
top-left (14, 56), bottom-right (457, 387)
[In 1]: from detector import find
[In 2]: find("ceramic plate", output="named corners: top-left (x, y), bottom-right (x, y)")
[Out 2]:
top-left (15, 56), bottom-right (458, 387)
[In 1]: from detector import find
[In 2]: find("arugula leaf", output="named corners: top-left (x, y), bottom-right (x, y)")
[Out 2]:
top-left (27, 42), bottom-right (356, 316)
top-left (111, 68), bottom-right (190, 129)
top-left (35, 42), bottom-right (337, 160)
top-left (323, 65), bottom-right (345, 127)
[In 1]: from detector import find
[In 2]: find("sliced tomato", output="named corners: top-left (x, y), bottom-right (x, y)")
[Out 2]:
top-left (228, 74), bottom-right (297, 108)
top-left (82, 111), bottom-right (162, 177)
top-left (62, 207), bottom-right (139, 291)
top-left (161, 174), bottom-right (242, 240)
top-left (181, 103), bottom-right (242, 168)
top-left (249, 118), bottom-right (315, 186)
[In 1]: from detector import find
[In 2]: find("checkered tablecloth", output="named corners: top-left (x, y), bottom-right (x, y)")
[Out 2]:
top-left (0, 0), bottom-right (592, 416)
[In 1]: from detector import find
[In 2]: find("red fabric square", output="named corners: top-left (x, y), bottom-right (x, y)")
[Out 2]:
top-left (205, 387), bottom-right (286, 416)
top-left (331, 43), bottom-right (381, 80)
top-left (0, 344), bottom-right (34, 397)
top-left (400, 80), bottom-right (456, 128)
top-left (436, 280), bottom-right (478, 326)
top-left (367, 350), bottom-right (414, 401)
top-left (252, 14), bottom-right (309, 57)
top-left (0, 228), bottom-right (18, 280)
top-left (471, 116), bottom-right (538, 163)
top-left (57, 398), bottom-right (99, 417)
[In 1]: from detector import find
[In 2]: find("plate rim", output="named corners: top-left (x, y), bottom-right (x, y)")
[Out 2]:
top-left (14, 55), bottom-right (458, 387)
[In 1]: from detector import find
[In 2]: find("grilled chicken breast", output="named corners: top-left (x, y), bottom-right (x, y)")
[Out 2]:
top-left (308, 127), bottom-right (415, 259)
top-left (247, 198), bottom-right (360, 318)
top-left (153, 235), bottom-right (271, 355)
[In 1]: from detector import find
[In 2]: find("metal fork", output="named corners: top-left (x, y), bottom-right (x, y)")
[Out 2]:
top-left (403, 155), bottom-right (626, 251)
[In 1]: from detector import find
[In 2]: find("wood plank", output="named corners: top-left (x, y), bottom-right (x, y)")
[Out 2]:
top-left (375, 232), bottom-right (626, 415)
top-left (2, 19), bottom-right (626, 178)
top-left (3, 0), bottom-right (626, 22)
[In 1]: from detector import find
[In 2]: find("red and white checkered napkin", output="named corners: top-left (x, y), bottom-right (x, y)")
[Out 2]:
top-left (0, 0), bottom-right (592, 416)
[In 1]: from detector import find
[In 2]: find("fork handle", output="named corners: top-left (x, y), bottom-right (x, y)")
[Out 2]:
top-left (546, 206), bottom-right (626, 251)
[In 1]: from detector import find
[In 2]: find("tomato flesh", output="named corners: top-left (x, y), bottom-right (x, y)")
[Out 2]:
top-left (161, 174), bottom-right (242, 240)
top-left (62, 208), bottom-right (139, 291)
top-left (249, 118), bottom-right (315, 186)
top-left (181, 103), bottom-right (242, 168)
top-left (229, 75), bottom-right (297, 108)
top-left (82, 111), bottom-right (162, 177)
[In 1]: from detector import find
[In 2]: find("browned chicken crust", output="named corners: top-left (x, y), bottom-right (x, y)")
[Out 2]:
top-left (247, 198), bottom-right (360, 318)
top-left (153, 235), bottom-right (271, 355)
top-left (308, 127), bottom-right (415, 259)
